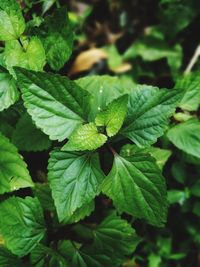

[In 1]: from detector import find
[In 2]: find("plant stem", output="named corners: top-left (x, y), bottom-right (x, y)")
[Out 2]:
top-left (184, 44), bottom-right (200, 74)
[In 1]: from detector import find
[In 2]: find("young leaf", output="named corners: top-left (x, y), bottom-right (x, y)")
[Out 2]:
top-left (0, 0), bottom-right (25, 41)
top-left (0, 196), bottom-right (46, 256)
top-left (95, 95), bottom-right (128, 137)
top-left (4, 37), bottom-right (46, 74)
top-left (102, 152), bottom-right (168, 226)
top-left (12, 113), bottom-right (51, 152)
top-left (39, 7), bottom-right (74, 70)
top-left (76, 75), bottom-right (133, 121)
top-left (15, 67), bottom-right (90, 141)
top-left (0, 71), bottom-right (19, 111)
top-left (0, 132), bottom-right (34, 194)
top-left (48, 149), bottom-right (105, 222)
top-left (121, 86), bottom-right (184, 147)
top-left (0, 246), bottom-right (22, 267)
top-left (62, 123), bottom-right (107, 151)
top-left (167, 119), bottom-right (200, 158)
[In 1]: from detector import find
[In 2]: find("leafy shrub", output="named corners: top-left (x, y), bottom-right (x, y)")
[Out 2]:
top-left (0, 0), bottom-right (200, 266)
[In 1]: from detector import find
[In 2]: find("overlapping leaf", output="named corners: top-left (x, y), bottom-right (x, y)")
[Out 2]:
top-left (15, 67), bottom-right (91, 141)
top-left (121, 85), bottom-right (184, 147)
top-left (0, 196), bottom-right (46, 256)
top-left (0, 132), bottom-right (34, 194)
top-left (48, 149), bottom-right (105, 222)
top-left (102, 152), bottom-right (168, 226)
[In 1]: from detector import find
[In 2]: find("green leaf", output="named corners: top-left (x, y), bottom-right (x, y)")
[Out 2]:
top-left (48, 149), bottom-right (105, 222)
top-left (123, 27), bottom-right (182, 74)
top-left (95, 95), bottom-right (128, 137)
top-left (102, 152), bottom-right (167, 226)
top-left (0, 0), bottom-right (25, 41)
top-left (31, 243), bottom-right (68, 267)
top-left (4, 37), bottom-right (46, 75)
top-left (0, 132), bottom-right (34, 194)
top-left (39, 7), bottom-right (74, 70)
top-left (59, 240), bottom-right (110, 267)
top-left (175, 72), bottom-right (200, 111)
top-left (33, 183), bottom-right (55, 212)
top-left (92, 213), bottom-right (141, 262)
top-left (63, 201), bottom-right (95, 224)
top-left (121, 85), bottom-right (184, 147)
top-left (12, 113), bottom-right (51, 152)
top-left (62, 123), bottom-right (107, 151)
top-left (167, 119), bottom-right (200, 158)
top-left (76, 75), bottom-right (133, 121)
top-left (15, 67), bottom-right (90, 141)
top-left (121, 144), bottom-right (172, 170)
top-left (0, 71), bottom-right (19, 111)
top-left (0, 246), bottom-right (22, 267)
top-left (0, 196), bottom-right (46, 256)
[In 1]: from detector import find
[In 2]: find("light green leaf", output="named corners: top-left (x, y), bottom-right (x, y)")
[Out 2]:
top-left (121, 85), bottom-right (184, 147)
top-left (62, 123), bottom-right (107, 151)
top-left (39, 7), bottom-right (74, 70)
top-left (15, 67), bottom-right (90, 141)
top-left (121, 144), bottom-right (172, 169)
top-left (102, 153), bottom-right (167, 226)
top-left (4, 37), bottom-right (46, 75)
top-left (167, 119), bottom-right (200, 158)
top-left (76, 75), bottom-right (133, 121)
top-left (167, 190), bottom-right (187, 205)
top-left (175, 72), bottom-right (200, 111)
top-left (0, 132), bottom-right (34, 194)
top-left (0, 246), bottom-right (22, 267)
top-left (48, 149), bottom-right (105, 222)
top-left (0, 196), bottom-right (46, 256)
top-left (0, 0), bottom-right (25, 41)
top-left (95, 95), bottom-right (128, 137)
top-left (12, 113), bottom-right (51, 152)
top-left (0, 71), bottom-right (19, 111)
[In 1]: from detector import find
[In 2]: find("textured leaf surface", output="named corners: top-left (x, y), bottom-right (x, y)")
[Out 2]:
top-left (62, 123), bottom-right (107, 151)
top-left (175, 72), bottom-right (200, 111)
top-left (76, 75), bottom-right (133, 121)
top-left (12, 113), bottom-right (51, 152)
top-left (121, 144), bottom-right (172, 170)
top-left (0, 196), bottom-right (45, 256)
top-left (39, 7), bottom-right (74, 70)
top-left (0, 246), bottom-right (22, 267)
top-left (0, 72), bottom-right (19, 111)
top-left (64, 201), bottom-right (95, 224)
top-left (121, 85), bottom-right (184, 147)
top-left (0, 132), bottom-right (34, 194)
top-left (0, 0), bottom-right (25, 41)
top-left (102, 153), bottom-right (167, 226)
top-left (167, 119), bottom-right (200, 158)
top-left (95, 95), bottom-right (128, 137)
top-left (48, 149), bottom-right (105, 222)
top-left (5, 37), bottom-right (46, 74)
top-left (92, 213), bottom-right (141, 261)
top-left (15, 67), bottom-right (90, 141)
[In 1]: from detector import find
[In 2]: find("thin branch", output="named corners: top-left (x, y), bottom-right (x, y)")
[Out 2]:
top-left (184, 44), bottom-right (200, 74)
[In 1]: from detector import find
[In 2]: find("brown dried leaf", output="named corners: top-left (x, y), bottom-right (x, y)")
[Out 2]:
top-left (68, 48), bottom-right (108, 75)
